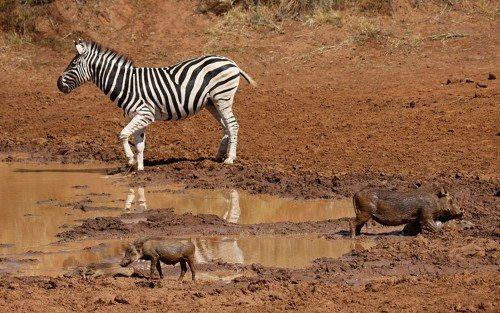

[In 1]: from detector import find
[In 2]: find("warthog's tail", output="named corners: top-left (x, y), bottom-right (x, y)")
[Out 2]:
top-left (349, 196), bottom-right (357, 238)
top-left (239, 69), bottom-right (257, 87)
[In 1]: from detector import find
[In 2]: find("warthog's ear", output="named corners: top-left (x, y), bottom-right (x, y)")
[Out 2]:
top-left (133, 242), bottom-right (143, 255)
top-left (437, 187), bottom-right (448, 198)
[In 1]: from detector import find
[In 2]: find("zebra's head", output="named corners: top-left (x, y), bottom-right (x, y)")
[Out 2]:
top-left (57, 39), bottom-right (93, 94)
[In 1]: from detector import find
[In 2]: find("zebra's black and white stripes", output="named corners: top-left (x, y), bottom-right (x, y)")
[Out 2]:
top-left (58, 39), bottom-right (255, 170)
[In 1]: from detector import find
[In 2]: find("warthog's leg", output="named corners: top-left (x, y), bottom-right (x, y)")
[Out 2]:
top-left (402, 220), bottom-right (421, 235)
top-left (350, 211), bottom-right (372, 237)
top-left (187, 257), bottom-right (196, 281)
top-left (156, 259), bottom-right (164, 279)
top-left (150, 256), bottom-right (159, 279)
top-left (419, 207), bottom-right (443, 232)
top-left (179, 260), bottom-right (187, 281)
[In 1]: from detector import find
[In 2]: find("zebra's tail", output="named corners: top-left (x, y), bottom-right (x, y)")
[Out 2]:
top-left (239, 69), bottom-right (257, 87)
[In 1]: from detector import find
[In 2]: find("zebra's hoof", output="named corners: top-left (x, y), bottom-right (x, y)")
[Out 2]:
top-left (223, 158), bottom-right (235, 165)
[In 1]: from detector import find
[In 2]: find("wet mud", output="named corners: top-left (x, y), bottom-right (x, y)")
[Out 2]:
top-left (0, 158), bottom-right (498, 312)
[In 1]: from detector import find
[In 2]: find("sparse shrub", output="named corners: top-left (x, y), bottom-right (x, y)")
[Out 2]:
top-left (428, 32), bottom-right (466, 41)
top-left (305, 8), bottom-right (342, 27)
top-left (273, 0), bottom-right (346, 18)
top-left (357, 0), bottom-right (392, 15)
top-left (197, 0), bottom-right (392, 19)
top-left (386, 32), bottom-right (424, 53)
top-left (196, 0), bottom-right (235, 15)
top-left (0, 0), bottom-right (53, 40)
top-left (351, 18), bottom-right (388, 44)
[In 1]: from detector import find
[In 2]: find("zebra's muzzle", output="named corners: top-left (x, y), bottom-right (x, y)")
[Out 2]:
top-left (57, 76), bottom-right (70, 94)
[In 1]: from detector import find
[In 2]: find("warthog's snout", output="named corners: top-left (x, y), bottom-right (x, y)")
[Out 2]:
top-left (57, 76), bottom-right (70, 94)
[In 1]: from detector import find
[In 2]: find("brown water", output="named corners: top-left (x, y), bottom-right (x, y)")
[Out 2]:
top-left (0, 163), bottom-right (124, 254)
top-left (2, 236), bottom-right (373, 277)
top-left (140, 188), bottom-right (354, 224)
top-left (192, 235), bottom-right (373, 268)
top-left (0, 162), bottom-right (364, 277)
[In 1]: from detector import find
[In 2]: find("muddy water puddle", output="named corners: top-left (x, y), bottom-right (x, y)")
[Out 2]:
top-left (0, 162), bottom-right (361, 277)
top-left (192, 235), bottom-right (373, 268)
top-left (138, 188), bottom-right (354, 224)
top-left (0, 163), bottom-right (123, 254)
top-left (1, 236), bottom-right (373, 277)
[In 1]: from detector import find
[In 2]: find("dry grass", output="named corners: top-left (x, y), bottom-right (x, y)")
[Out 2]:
top-left (203, 6), bottom-right (283, 53)
top-left (461, 0), bottom-right (499, 19)
top-left (305, 8), bottom-right (342, 27)
top-left (202, 0), bottom-right (497, 55)
top-left (197, 0), bottom-right (394, 18)
top-left (411, 0), bottom-right (499, 19)
top-left (208, 5), bottom-right (282, 34)
top-left (0, 0), bottom-right (53, 42)
top-left (345, 16), bottom-right (392, 44)
top-left (428, 32), bottom-right (466, 41)
top-left (386, 32), bottom-right (424, 53)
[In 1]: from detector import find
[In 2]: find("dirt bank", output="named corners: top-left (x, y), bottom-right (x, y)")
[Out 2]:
top-left (1, 0), bottom-right (498, 180)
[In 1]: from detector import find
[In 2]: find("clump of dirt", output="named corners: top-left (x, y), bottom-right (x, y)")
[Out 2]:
top-left (72, 201), bottom-right (119, 213)
top-left (0, 257), bottom-right (38, 264)
top-left (130, 159), bottom-right (398, 199)
top-left (58, 217), bottom-right (131, 241)
top-left (57, 207), bottom-right (352, 241)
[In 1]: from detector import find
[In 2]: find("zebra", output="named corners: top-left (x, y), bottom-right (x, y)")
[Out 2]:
top-left (57, 39), bottom-right (256, 170)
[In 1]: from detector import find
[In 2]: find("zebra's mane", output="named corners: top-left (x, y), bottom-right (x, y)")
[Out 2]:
top-left (89, 41), bottom-right (135, 67)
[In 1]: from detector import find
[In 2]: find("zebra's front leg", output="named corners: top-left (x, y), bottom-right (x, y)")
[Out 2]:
top-left (134, 131), bottom-right (146, 171)
top-left (121, 136), bottom-right (135, 167)
top-left (119, 114), bottom-right (152, 170)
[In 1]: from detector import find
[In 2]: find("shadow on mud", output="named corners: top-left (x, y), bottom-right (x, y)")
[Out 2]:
top-left (14, 168), bottom-right (110, 174)
top-left (144, 156), bottom-right (213, 167)
top-left (334, 230), bottom-right (403, 237)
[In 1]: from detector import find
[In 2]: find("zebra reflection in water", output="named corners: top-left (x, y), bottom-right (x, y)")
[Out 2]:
top-left (123, 187), bottom-right (147, 213)
top-left (195, 189), bottom-right (243, 263)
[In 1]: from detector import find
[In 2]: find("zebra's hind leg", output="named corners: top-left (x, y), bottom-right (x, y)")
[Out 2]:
top-left (215, 98), bottom-right (238, 164)
top-left (134, 131), bottom-right (146, 171)
top-left (206, 101), bottom-right (229, 162)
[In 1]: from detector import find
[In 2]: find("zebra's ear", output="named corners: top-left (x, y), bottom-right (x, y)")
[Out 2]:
top-left (75, 41), bottom-right (86, 55)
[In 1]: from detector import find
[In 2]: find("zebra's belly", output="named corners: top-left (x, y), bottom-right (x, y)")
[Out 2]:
top-left (154, 100), bottom-right (207, 121)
